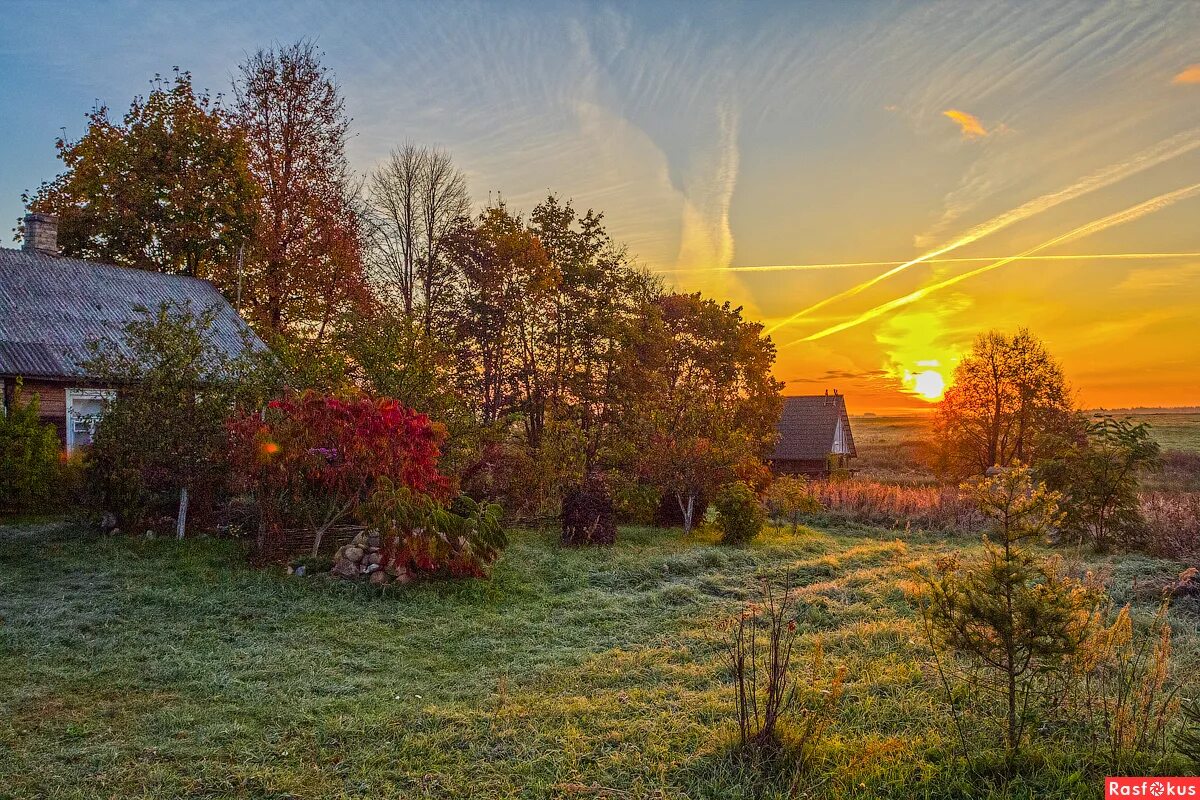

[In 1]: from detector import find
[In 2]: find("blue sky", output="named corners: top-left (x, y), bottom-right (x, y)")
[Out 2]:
top-left (3, 1), bottom-right (1198, 409)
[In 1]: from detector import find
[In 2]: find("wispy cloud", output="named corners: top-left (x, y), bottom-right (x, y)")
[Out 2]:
top-left (795, 181), bottom-right (1200, 343)
top-left (1172, 64), bottom-right (1200, 85)
top-left (942, 109), bottom-right (988, 139)
top-left (764, 127), bottom-right (1200, 336)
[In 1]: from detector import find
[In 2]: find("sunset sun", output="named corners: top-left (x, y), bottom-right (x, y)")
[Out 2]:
top-left (912, 369), bottom-right (946, 401)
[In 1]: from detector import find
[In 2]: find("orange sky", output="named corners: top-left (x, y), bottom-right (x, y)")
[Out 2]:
top-left (4, 3), bottom-right (1198, 413)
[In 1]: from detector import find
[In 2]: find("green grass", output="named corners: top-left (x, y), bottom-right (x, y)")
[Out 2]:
top-left (0, 519), bottom-right (1196, 799)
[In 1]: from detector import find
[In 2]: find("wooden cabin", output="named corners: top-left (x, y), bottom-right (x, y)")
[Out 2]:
top-left (769, 391), bottom-right (857, 477)
top-left (0, 213), bottom-right (264, 451)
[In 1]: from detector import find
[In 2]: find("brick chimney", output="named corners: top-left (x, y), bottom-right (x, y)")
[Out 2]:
top-left (22, 212), bottom-right (59, 254)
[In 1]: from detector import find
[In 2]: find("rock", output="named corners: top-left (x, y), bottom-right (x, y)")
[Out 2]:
top-left (366, 553), bottom-right (382, 566)
top-left (369, 570), bottom-right (390, 586)
top-left (334, 546), bottom-right (347, 561)
top-left (143, 530), bottom-right (156, 540)
top-left (367, 533), bottom-right (381, 548)
top-left (365, 563), bottom-right (381, 574)
top-left (393, 569), bottom-right (413, 585)
top-left (331, 559), bottom-right (358, 579)
top-left (99, 511), bottom-right (118, 531)
top-left (385, 562), bottom-right (402, 577)
top-left (351, 532), bottom-right (368, 548)
top-left (343, 546), bottom-right (365, 563)
top-left (294, 565), bottom-right (306, 577)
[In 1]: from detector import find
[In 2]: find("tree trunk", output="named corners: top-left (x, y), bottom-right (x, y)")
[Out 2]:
top-left (176, 486), bottom-right (189, 540)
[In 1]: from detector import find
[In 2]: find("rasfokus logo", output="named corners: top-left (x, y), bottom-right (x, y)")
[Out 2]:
top-left (1107, 778), bottom-right (1200, 798)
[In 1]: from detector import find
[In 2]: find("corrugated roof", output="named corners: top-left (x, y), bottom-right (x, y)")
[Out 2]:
top-left (0, 247), bottom-right (265, 379)
top-left (771, 394), bottom-right (857, 461)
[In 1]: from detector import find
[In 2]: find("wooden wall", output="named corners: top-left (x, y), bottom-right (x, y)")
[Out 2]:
top-left (3, 378), bottom-right (68, 444)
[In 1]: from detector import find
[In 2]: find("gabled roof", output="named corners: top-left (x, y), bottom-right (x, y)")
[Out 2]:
top-left (0, 247), bottom-right (265, 379)
top-left (771, 394), bottom-right (856, 461)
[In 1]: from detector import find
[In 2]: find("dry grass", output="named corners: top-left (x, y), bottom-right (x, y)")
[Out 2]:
top-left (808, 480), bottom-right (982, 532)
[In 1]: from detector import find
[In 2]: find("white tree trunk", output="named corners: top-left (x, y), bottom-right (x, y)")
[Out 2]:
top-left (176, 486), bottom-right (189, 540)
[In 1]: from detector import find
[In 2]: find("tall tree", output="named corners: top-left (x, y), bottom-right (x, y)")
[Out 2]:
top-left (935, 328), bottom-right (1074, 477)
top-left (366, 144), bottom-right (469, 333)
top-left (23, 69), bottom-right (257, 287)
top-left (234, 41), bottom-right (369, 340)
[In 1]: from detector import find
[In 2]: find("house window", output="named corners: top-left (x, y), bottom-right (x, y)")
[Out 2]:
top-left (66, 389), bottom-right (113, 452)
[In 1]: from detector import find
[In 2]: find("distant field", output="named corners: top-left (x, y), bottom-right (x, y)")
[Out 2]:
top-left (849, 410), bottom-right (1200, 483)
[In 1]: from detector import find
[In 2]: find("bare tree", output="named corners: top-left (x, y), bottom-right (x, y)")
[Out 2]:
top-left (366, 144), bottom-right (422, 316)
top-left (419, 148), bottom-right (469, 335)
top-left (366, 145), bottom-right (469, 332)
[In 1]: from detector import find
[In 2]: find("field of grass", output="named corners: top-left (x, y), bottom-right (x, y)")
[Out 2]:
top-left (1, 517), bottom-right (1196, 799)
top-left (850, 411), bottom-right (1200, 485)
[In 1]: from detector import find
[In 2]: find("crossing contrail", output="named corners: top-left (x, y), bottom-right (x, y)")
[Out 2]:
top-left (658, 252), bottom-right (1200, 274)
top-left (763, 127), bottom-right (1200, 335)
top-left (789, 182), bottom-right (1200, 344)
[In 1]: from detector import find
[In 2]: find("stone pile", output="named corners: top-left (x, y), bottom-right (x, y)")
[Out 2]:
top-left (330, 531), bottom-right (412, 586)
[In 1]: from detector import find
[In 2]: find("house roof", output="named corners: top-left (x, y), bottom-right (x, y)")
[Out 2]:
top-left (0, 247), bottom-right (265, 380)
top-left (771, 394), bottom-right (857, 461)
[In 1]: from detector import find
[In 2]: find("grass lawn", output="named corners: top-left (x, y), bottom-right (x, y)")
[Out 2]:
top-left (1, 518), bottom-right (1196, 799)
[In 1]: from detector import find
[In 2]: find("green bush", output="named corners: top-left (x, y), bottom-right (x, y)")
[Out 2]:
top-left (714, 481), bottom-right (765, 545)
top-left (0, 388), bottom-right (62, 513)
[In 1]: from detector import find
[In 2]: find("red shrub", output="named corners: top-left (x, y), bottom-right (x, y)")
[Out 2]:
top-left (230, 390), bottom-right (452, 558)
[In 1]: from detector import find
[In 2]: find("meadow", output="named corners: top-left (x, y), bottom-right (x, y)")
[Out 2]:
top-left (1, 516), bottom-right (1196, 800)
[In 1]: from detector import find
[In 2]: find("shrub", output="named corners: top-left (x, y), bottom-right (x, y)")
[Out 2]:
top-left (763, 476), bottom-right (820, 532)
top-left (561, 472), bottom-right (616, 546)
top-left (915, 466), bottom-right (1103, 758)
top-left (608, 471), bottom-right (658, 525)
top-left (1139, 491), bottom-right (1200, 558)
top-left (0, 387), bottom-right (62, 513)
top-left (1043, 416), bottom-right (1161, 551)
top-left (714, 481), bottom-right (765, 545)
top-left (1068, 595), bottom-right (1183, 769)
top-left (723, 576), bottom-right (845, 759)
top-left (229, 391), bottom-right (452, 559)
top-left (361, 480), bottom-right (506, 578)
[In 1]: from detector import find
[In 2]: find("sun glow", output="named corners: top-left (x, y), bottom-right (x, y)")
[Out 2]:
top-left (910, 369), bottom-right (946, 401)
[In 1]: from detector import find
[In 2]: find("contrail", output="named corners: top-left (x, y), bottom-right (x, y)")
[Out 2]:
top-left (658, 252), bottom-right (1200, 274)
top-left (763, 127), bottom-right (1200, 335)
top-left (790, 182), bottom-right (1200, 344)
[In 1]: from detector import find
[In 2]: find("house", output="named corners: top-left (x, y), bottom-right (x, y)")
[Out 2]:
top-left (769, 390), bottom-right (857, 477)
top-left (0, 213), bottom-right (265, 451)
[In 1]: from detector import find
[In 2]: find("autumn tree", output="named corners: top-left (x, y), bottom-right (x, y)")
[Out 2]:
top-left (22, 69), bottom-right (257, 288)
top-left (451, 203), bottom-right (558, 438)
top-left (81, 302), bottom-right (270, 536)
top-left (234, 41), bottom-right (370, 340)
top-left (935, 329), bottom-right (1074, 478)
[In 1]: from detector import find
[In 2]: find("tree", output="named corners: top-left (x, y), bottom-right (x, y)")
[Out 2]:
top-left (917, 466), bottom-right (1101, 758)
top-left (935, 329), bottom-right (1075, 478)
top-left (0, 384), bottom-right (62, 513)
top-left (80, 302), bottom-right (269, 536)
top-left (365, 143), bottom-right (469, 333)
top-left (234, 41), bottom-right (370, 340)
top-left (451, 203), bottom-right (558, 437)
top-left (1044, 416), bottom-right (1161, 551)
top-left (23, 69), bottom-right (257, 287)
top-left (229, 391), bottom-right (452, 557)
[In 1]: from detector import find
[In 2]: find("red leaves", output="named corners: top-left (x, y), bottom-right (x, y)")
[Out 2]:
top-left (230, 390), bottom-right (452, 547)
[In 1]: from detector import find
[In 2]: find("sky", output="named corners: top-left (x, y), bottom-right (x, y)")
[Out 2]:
top-left (2, 0), bottom-right (1198, 413)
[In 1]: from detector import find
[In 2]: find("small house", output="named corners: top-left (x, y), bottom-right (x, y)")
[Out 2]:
top-left (769, 390), bottom-right (857, 477)
top-left (0, 213), bottom-right (264, 451)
